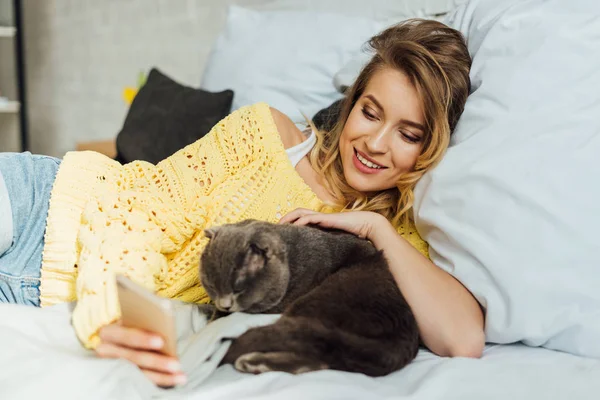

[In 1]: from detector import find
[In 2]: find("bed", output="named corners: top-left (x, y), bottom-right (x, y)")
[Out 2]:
top-left (2, 0), bottom-right (600, 398)
top-left (2, 303), bottom-right (599, 400)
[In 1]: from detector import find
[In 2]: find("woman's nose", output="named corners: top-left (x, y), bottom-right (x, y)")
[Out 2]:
top-left (365, 129), bottom-right (390, 154)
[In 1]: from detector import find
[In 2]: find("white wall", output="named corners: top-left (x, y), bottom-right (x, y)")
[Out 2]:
top-left (21, 0), bottom-right (465, 157)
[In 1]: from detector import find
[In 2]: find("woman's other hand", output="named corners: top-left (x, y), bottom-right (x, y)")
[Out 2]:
top-left (95, 323), bottom-right (186, 387)
top-left (281, 208), bottom-right (485, 358)
top-left (279, 208), bottom-right (386, 240)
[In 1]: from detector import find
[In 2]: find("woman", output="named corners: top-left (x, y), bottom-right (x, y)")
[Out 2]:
top-left (0, 19), bottom-right (480, 386)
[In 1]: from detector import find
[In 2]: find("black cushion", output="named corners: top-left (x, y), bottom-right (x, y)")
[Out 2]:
top-left (312, 98), bottom-right (343, 132)
top-left (116, 68), bottom-right (234, 164)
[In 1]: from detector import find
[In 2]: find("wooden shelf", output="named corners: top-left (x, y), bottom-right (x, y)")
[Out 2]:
top-left (0, 101), bottom-right (20, 113)
top-left (1, 1), bottom-right (28, 151)
top-left (0, 26), bottom-right (16, 38)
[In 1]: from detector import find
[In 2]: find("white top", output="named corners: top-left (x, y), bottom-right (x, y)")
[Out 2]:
top-left (285, 128), bottom-right (317, 167)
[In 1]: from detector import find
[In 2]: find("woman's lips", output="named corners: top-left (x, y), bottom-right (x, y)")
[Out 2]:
top-left (353, 149), bottom-right (386, 174)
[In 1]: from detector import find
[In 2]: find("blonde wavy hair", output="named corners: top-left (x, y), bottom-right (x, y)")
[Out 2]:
top-left (310, 19), bottom-right (471, 226)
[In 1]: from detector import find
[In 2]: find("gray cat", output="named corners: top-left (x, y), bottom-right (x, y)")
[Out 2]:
top-left (200, 219), bottom-right (420, 376)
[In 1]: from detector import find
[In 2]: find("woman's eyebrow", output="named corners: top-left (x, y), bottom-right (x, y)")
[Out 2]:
top-left (365, 94), bottom-right (425, 132)
top-left (401, 119), bottom-right (425, 132)
top-left (365, 94), bottom-right (384, 114)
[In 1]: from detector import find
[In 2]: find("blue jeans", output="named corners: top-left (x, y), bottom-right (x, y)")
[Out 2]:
top-left (0, 152), bottom-right (60, 306)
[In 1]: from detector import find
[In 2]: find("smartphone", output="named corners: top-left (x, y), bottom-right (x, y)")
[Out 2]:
top-left (116, 275), bottom-right (178, 357)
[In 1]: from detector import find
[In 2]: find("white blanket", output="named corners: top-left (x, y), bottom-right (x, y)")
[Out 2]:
top-left (0, 303), bottom-right (279, 399)
top-left (1, 304), bottom-right (599, 400)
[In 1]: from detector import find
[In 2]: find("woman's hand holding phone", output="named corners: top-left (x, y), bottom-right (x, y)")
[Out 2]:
top-left (95, 323), bottom-right (186, 387)
top-left (94, 275), bottom-right (185, 387)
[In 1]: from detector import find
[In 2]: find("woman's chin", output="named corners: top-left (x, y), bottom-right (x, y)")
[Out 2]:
top-left (345, 171), bottom-right (382, 193)
top-left (343, 159), bottom-right (391, 193)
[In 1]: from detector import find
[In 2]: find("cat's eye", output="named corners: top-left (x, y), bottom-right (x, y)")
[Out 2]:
top-left (232, 275), bottom-right (246, 294)
top-left (232, 280), bottom-right (245, 295)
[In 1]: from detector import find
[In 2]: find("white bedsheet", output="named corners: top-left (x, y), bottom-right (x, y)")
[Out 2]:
top-left (1, 303), bottom-right (598, 400)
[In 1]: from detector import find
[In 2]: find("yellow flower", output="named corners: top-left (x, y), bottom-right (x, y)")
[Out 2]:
top-left (122, 87), bottom-right (138, 105)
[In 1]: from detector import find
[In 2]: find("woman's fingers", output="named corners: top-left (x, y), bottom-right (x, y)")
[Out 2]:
top-left (95, 343), bottom-right (182, 375)
top-left (280, 209), bottom-right (376, 239)
top-left (293, 213), bottom-right (369, 238)
top-left (294, 214), bottom-right (332, 228)
top-left (96, 342), bottom-right (186, 387)
top-left (99, 324), bottom-right (164, 351)
top-left (96, 324), bottom-right (187, 387)
top-left (142, 369), bottom-right (187, 388)
top-left (278, 208), bottom-right (320, 224)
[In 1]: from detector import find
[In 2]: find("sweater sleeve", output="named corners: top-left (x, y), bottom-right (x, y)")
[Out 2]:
top-left (71, 103), bottom-right (279, 349)
top-left (72, 186), bottom-right (209, 349)
top-left (396, 218), bottom-right (430, 259)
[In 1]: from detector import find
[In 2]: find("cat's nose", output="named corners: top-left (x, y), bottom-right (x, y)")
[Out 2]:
top-left (217, 296), bottom-right (233, 311)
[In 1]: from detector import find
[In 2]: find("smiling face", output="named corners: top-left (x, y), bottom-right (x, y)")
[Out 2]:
top-left (339, 67), bottom-right (426, 193)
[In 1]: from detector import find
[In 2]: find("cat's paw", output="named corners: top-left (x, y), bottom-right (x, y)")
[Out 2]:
top-left (234, 351), bottom-right (328, 375)
top-left (196, 304), bottom-right (216, 317)
top-left (234, 352), bottom-right (276, 374)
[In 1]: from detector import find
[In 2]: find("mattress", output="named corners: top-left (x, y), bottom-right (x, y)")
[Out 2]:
top-left (1, 303), bottom-right (598, 400)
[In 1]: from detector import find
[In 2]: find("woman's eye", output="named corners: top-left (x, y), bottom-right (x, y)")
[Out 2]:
top-left (361, 107), bottom-right (377, 121)
top-left (401, 132), bottom-right (420, 143)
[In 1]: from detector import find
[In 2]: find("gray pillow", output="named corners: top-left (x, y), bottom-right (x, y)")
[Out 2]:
top-left (116, 68), bottom-right (233, 164)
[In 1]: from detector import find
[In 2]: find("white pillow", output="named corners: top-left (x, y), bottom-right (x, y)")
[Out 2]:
top-left (200, 6), bottom-right (385, 124)
top-left (413, 0), bottom-right (600, 358)
top-left (332, 52), bottom-right (372, 93)
top-left (249, 0), bottom-right (468, 23)
top-left (330, 0), bottom-right (468, 93)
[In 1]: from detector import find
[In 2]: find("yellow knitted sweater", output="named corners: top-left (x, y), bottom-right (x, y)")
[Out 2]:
top-left (40, 102), bottom-right (429, 349)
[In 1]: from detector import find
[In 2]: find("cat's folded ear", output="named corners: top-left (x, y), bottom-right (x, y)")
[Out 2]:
top-left (235, 231), bottom-right (283, 286)
top-left (251, 231), bottom-right (284, 260)
top-left (250, 241), bottom-right (272, 260)
top-left (204, 227), bottom-right (220, 239)
top-left (234, 244), bottom-right (267, 287)
top-left (245, 243), bottom-right (268, 276)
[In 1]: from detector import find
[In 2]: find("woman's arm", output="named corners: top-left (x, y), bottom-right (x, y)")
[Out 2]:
top-left (369, 215), bottom-right (485, 358)
top-left (280, 209), bottom-right (485, 358)
top-left (93, 104), bottom-right (304, 387)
